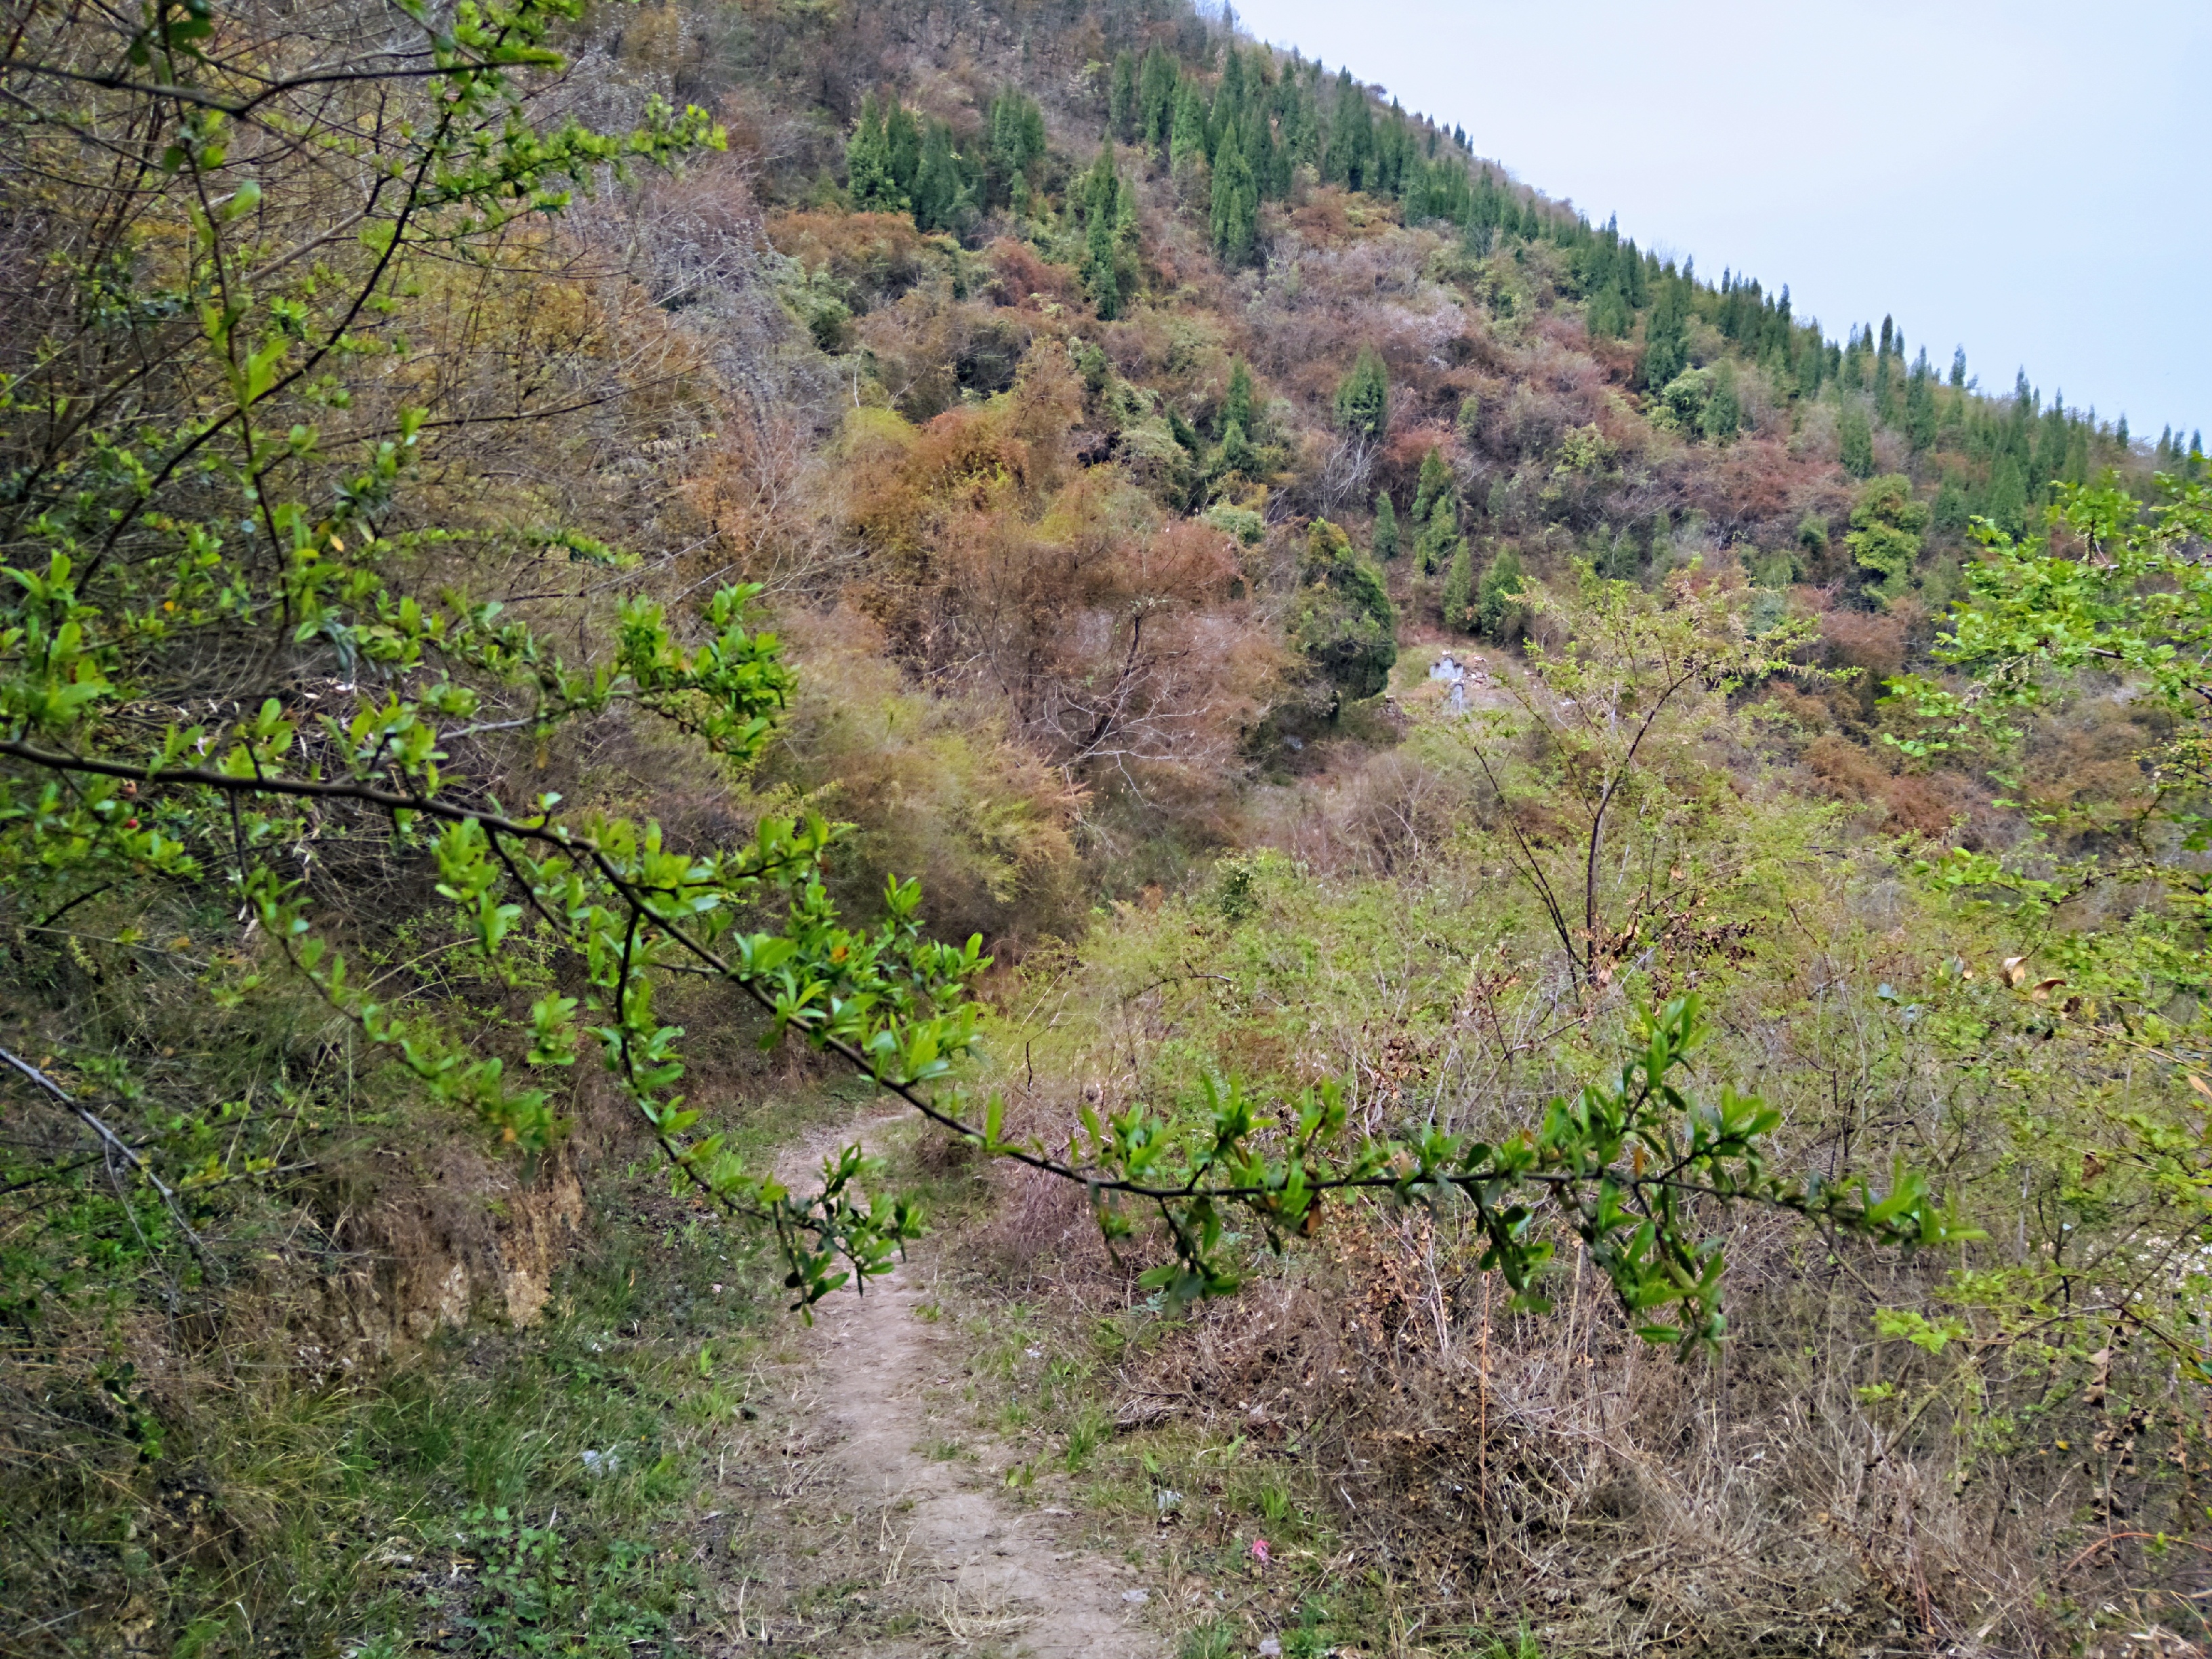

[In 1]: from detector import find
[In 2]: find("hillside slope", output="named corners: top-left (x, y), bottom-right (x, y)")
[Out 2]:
top-left (2, 1), bottom-right (2207, 1656)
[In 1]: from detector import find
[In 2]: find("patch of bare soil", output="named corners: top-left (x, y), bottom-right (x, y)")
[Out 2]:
top-left (689, 1112), bottom-right (1163, 1659)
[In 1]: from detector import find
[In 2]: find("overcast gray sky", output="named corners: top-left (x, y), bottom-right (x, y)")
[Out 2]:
top-left (1233, 0), bottom-right (2210, 440)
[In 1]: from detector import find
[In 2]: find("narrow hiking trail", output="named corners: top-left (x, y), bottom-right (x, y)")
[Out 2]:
top-left (725, 1110), bottom-right (1164, 1659)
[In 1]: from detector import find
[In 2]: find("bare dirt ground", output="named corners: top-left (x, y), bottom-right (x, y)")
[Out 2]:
top-left (690, 1110), bottom-right (1164, 1659)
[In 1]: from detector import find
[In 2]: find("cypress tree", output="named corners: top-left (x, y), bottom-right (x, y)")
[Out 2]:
top-left (1840, 404), bottom-right (1875, 479)
top-left (1170, 79), bottom-right (1207, 179)
top-left (846, 92), bottom-right (903, 211)
top-left (1326, 68), bottom-right (1373, 189)
top-left (1109, 51), bottom-right (1139, 142)
top-left (886, 100), bottom-right (921, 201)
top-left (1587, 282), bottom-right (1630, 341)
top-left (911, 120), bottom-right (964, 233)
top-left (1904, 352), bottom-right (1938, 453)
top-left (1950, 348), bottom-right (1967, 389)
top-left (1210, 142), bottom-right (1259, 266)
top-left (1932, 471), bottom-right (1971, 534)
top-left (987, 90), bottom-right (1044, 210)
top-left (1212, 46), bottom-right (1245, 158)
top-left (1082, 145), bottom-right (1124, 319)
top-left (1373, 490), bottom-right (1400, 560)
top-left (1243, 106), bottom-right (1282, 202)
top-left (1984, 455), bottom-right (2028, 537)
top-left (1222, 359), bottom-right (1254, 438)
top-left (1333, 347), bottom-right (1390, 442)
top-left (1139, 43), bottom-right (1178, 152)
top-left (1640, 280), bottom-right (1689, 390)
top-left (1441, 536), bottom-right (1474, 632)
top-left (1413, 446), bottom-right (1449, 522)
top-left (1477, 544), bottom-right (1526, 639)
top-left (1217, 417), bottom-right (1257, 480)
top-left (1700, 362), bottom-right (1742, 444)
top-left (1417, 492), bottom-right (1457, 575)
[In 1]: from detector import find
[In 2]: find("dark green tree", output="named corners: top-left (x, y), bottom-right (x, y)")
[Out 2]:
top-left (1840, 404), bottom-right (1876, 479)
top-left (1372, 490), bottom-right (1400, 560)
top-left (1334, 347), bottom-right (1390, 442)
top-left (887, 100), bottom-right (921, 200)
top-left (1587, 281), bottom-right (1630, 341)
top-left (986, 90), bottom-right (1045, 210)
top-left (1441, 536), bottom-right (1475, 631)
top-left (1109, 50), bottom-right (1140, 141)
top-left (1904, 352), bottom-right (1938, 453)
top-left (911, 119), bottom-right (965, 233)
top-left (1210, 142), bottom-right (1259, 267)
top-left (1222, 359), bottom-right (1255, 438)
top-left (1640, 279), bottom-right (1690, 390)
top-left (1293, 520), bottom-right (1398, 700)
top-left (1170, 78), bottom-right (1207, 178)
top-left (1983, 455), bottom-right (2028, 537)
top-left (1413, 446), bottom-right (1450, 522)
top-left (1699, 362), bottom-right (1743, 444)
top-left (1140, 42), bottom-right (1179, 152)
top-left (1325, 67), bottom-right (1373, 189)
top-left (1476, 544), bottom-right (1528, 639)
top-left (846, 91), bottom-right (904, 211)
top-left (1932, 472), bottom-right (1971, 534)
top-left (1417, 491), bottom-right (1459, 576)
top-left (1082, 144), bottom-right (1126, 319)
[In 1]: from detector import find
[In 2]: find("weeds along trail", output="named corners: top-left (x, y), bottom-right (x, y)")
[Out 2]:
top-left (738, 1113), bottom-right (1160, 1659)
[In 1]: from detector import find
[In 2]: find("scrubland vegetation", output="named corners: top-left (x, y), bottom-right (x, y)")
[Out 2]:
top-left (3, 0), bottom-right (2208, 1654)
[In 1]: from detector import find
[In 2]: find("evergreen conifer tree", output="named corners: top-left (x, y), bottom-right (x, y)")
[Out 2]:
top-left (1217, 417), bottom-right (1257, 481)
top-left (911, 121), bottom-right (964, 233)
top-left (1700, 362), bottom-right (1742, 444)
top-left (1326, 68), bottom-right (1373, 189)
top-left (886, 101), bottom-right (921, 200)
top-left (1639, 280), bottom-right (1689, 390)
top-left (1140, 43), bottom-right (1178, 152)
top-left (1417, 492), bottom-right (1458, 575)
top-left (1441, 536), bottom-right (1474, 631)
top-left (1984, 455), bottom-right (2028, 537)
top-left (1587, 282), bottom-right (1630, 341)
top-left (1904, 353), bottom-right (1938, 453)
top-left (846, 93), bottom-right (903, 211)
top-left (1477, 544), bottom-right (1526, 639)
top-left (1840, 404), bottom-right (1876, 479)
top-left (1213, 46), bottom-right (1245, 155)
top-left (1109, 51), bottom-right (1139, 142)
top-left (1373, 490), bottom-right (1399, 560)
top-left (1333, 347), bottom-right (1390, 442)
top-left (1413, 446), bottom-right (1449, 522)
top-left (1932, 471), bottom-right (1971, 534)
top-left (1222, 360), bottom-right (1254, 438)
top-left (1082, 146), bottom-right (1125, 319)
top-left (1209, 142), bottom-right (1259, 266)
top-left (1171, 79), bottom-right (1208, 178)
top-left (1244, 107), bottom-right (1283, 201)
top-left (1950, 348), bottom-right (1967, 389)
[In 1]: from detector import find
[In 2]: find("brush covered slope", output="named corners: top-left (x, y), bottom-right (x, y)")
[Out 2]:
top-left (1, 0), bottom-right (2207, 1656)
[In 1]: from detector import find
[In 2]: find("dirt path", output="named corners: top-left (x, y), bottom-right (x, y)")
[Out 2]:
top-left (747, 1111), bottom-right (1163, 1659)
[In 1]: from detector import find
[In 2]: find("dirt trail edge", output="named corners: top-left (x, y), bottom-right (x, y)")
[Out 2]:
top-left (766, 1111), bottom-right (1163, 1659)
